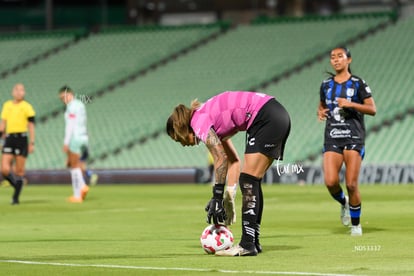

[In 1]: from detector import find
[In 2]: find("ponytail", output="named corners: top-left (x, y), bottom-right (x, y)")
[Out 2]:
top-left (166, 99), bottom-right (202, 143)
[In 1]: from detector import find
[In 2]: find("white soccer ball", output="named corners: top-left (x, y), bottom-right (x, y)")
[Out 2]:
top-left (200, 224), bottom-right (234, 254)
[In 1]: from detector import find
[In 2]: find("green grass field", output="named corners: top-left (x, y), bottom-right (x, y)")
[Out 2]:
top-left (0, 183), bottom-right (413, 275)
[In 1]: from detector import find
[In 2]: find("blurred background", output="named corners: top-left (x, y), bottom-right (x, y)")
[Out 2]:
top-left (0, 0), bottom-right (408, 31)
top-left (0, 0), bottom-right (413, 184)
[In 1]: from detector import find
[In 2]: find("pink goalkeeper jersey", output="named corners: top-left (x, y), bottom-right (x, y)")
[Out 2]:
top-left (190, 91), bottom-right (273, 142)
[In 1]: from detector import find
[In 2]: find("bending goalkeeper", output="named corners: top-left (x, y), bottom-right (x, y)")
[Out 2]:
top-left (166, 91), bottom-right (290, 256)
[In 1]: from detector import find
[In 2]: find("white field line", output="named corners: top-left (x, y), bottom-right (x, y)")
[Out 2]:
top-left (0, 259), bottom-right (363, 276)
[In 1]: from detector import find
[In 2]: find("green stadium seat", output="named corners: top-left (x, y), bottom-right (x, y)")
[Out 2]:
top-left (17, 15), bottom-right (414, 169)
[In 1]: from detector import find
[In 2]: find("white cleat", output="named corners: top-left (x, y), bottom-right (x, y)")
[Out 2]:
top-left (350, 224), bottom-right (362, 236)
top-left (341, 196), bottom-right (351, 226)
top-left (215, 245), bottom-right (258, 257)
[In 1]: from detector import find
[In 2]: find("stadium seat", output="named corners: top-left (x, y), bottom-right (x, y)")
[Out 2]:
top-left (18, 14), bottom-right (414, 169)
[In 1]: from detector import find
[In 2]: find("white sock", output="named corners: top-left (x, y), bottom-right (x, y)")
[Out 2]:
top-left (70, 168), bottom-right (84, 198)
top-left (78, 169), bottom-right (86, 188)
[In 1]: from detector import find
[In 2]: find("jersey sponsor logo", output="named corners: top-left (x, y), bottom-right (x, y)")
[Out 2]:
top-left (329, 128), bottom-right (351, 138)
top-left (264, 144), bottom-right (276, 148)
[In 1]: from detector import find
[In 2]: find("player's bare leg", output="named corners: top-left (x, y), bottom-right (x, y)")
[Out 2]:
top-left (323, 151), bottom-right (350, 226)
top-left (344, 150), bottom-right (362, 236)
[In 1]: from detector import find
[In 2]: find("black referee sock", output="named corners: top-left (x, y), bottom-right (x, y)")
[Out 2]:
top-left (239, 173), bottom-right (261, 251)
top-left (12, 176), bottom-right (24, 204)
top-left (4, 173), bottom-right (16, 188)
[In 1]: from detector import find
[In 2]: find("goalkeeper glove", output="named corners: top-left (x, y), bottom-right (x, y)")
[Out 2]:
top-left (205, 183), bottom-right (227, 225)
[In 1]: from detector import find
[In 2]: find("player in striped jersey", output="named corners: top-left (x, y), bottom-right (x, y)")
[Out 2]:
top-left (167, 91), bottom-right (291, 256)
top-left (317, 47), bottom-right (376, 236)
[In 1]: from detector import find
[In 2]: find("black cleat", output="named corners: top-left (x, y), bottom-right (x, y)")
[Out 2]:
top-left (11, 199), bottom-right (19, 205)
top-left (255, 241), bottom-right (262, 253)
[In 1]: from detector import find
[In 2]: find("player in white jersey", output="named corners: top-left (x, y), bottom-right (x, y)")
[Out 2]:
top-left (59, 86), bottom-right (90, 203)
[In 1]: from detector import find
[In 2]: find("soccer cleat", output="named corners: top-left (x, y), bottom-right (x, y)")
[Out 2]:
top-left (81, 185), bottom-right (89, 200)
top-left (215, 244), bottom-right (258, 257)
top-left (255, 241), bottom-right (262, 254)
top-left (255, 225), bottom-right (262, 253)
top-left (341, 196), bottom-right (351, 226)
top-left (11, 198), bottom-right (19, 205)
top-left (350, 224), bottom-right (362, 236)
top-left (90, 173), bottom-right (99, 186)
top-left (223, 190), bottom-right (236, 225)
top-left (67, 196), bottom-right (83, 203)
top-left (1, 179), bottom-right (10, 187)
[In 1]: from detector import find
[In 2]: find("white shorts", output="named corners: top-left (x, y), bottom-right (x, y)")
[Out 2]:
top-left (69, 136), bottom-right (88, 155)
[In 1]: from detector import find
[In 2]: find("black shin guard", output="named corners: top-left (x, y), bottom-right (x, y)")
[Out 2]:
top-left (239, 173), bottom-right (261, 250)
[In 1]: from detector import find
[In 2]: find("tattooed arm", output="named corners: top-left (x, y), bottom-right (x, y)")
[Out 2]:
top-left (221, 139), bottom-right (240, 188)
top-left (205, 128), bottom-right (228, 225)
top-left (205, 128), bottom-right (228, 184)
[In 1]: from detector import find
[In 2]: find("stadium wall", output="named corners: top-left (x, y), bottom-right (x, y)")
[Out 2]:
top-left (264, 164), bottom-right (414, 185)
top-left (25, 164), bottom-right (414, 185)
top-left (26, 168), bottom-right (202, 185)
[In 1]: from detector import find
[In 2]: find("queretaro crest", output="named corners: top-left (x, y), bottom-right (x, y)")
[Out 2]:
top-left (346, 88), bottom-right (354, 97)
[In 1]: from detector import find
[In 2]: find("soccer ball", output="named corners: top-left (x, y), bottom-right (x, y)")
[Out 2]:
top-left (200, 224), bottom-right (234, 254)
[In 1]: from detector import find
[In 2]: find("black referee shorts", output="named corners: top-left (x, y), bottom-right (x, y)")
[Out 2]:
top-left (2, 133), bottom-right (29, 157)
top-left (245, 98), bottom-right (291, 160)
